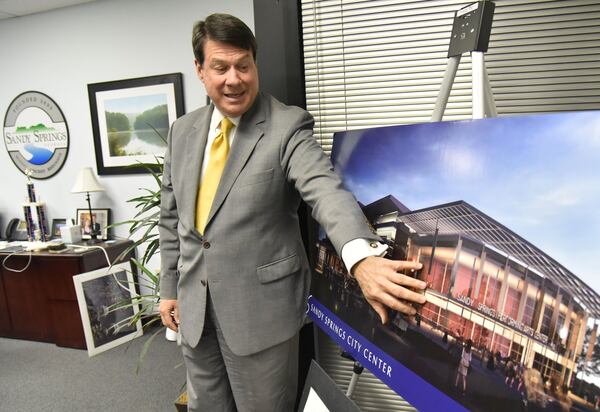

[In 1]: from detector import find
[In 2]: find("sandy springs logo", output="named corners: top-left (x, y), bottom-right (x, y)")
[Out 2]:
top-left (3, 91), bottom-right (69, 179)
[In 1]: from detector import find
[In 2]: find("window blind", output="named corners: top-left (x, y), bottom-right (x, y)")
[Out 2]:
top-left (301, 0), bottom-right (600, 153)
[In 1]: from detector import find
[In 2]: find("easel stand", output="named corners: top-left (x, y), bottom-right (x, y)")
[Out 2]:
top-left (433, 0), bottom-right (496, 122)
top-left (432, 51), bottom-right (497, 121)
top-left (336, 1), bottom-right (497, 405)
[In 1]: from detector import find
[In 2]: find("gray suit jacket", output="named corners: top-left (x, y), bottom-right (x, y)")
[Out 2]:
top-left (159, 93), bottom-right (375, 356)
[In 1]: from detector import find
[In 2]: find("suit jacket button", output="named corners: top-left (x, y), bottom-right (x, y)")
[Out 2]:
top-left (203, 241), bottom-right (211, 249)
top-left (201, 280), bottom-right (207, 286)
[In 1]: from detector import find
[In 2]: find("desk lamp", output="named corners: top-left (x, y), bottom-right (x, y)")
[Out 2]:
top-left (71, 167), bottom-right (105, 243)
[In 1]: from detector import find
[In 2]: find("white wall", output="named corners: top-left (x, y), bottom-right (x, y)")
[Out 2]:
top-left (0, 0), bottom-right (253, 259)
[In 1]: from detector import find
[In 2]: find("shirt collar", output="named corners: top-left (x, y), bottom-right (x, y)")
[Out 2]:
top-left (211, 107), bottom-right (240, 131)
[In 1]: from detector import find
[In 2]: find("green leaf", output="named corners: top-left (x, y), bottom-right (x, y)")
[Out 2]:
top-left (107, 140), bottom-right (165, 372)
top-left (136, 326), bottom-right (164, 374)
top-left (132, 258), bottom-right (158, 284)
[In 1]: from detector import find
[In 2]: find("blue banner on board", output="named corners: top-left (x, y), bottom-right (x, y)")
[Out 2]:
top-left (307, 295), bottom-right (468, 412)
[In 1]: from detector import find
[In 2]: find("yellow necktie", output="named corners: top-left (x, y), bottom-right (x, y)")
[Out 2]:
top-left (196, 117), bottom-right (233, 233)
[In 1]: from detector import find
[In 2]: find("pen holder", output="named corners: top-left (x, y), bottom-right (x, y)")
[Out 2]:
top-left (60, 225), bottom-right (82, 244)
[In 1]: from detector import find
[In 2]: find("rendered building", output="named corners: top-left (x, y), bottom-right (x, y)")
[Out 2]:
top-left (316, 195), bottom-right (600, 385)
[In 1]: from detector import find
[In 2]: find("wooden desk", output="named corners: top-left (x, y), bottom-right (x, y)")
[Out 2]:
top-left (0, 240), bottom-right (133, 349)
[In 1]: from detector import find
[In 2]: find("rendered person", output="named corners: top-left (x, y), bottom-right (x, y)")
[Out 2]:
top-left (486, 347), bottom-right (495, 370)
top-left (158, 13), bottom-right (427, 412)
top-left (505, 357), bottom-right (516, 387)
top-left (455, 338), bottom-right (472, 394)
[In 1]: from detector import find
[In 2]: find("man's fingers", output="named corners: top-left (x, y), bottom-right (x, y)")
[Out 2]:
top-left (388, 271), bottom-right (427, 291)
top-left (162, 314), bottom-right (179, 332)
top-left (385, 280), bottom-right (427, 305)
top-left (163, 317), bottom-right (177, 332)
top-left (159, 300), bottom-right (179, 332)
top-left (371, 258), bottom-right (427, 290)
top-left (353, 256), bottom-right (428, 320)
top-left (378, 292), bottom-right (418, 316)
top-left (390, 260), bottom-right (422, 272)
top-left (368, 299), bottom-right (389, 324)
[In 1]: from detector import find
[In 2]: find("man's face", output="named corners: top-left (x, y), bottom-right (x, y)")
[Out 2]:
top-left (195, 39), bottom-right (259, 118)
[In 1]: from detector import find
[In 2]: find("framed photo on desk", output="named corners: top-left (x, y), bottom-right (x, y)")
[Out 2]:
top-left (76, 208), bottom-right (110, 240)
top-left (50, 219), bottom-right (67, 239)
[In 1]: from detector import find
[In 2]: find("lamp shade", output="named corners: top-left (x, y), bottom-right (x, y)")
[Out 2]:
top-left (71, 167), bottom-right (105, 193)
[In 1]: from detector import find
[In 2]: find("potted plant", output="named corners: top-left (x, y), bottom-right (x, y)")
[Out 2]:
top-left (107, 130), bottom-right (187, 410)
top-left (109, 155), bottom-right (166, 370)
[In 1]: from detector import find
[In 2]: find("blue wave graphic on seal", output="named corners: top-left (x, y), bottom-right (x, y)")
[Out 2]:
top-left (24, 144), bottom-right (53, 165)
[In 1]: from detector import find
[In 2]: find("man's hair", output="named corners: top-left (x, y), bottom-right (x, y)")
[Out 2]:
top-left (192, 13), bottom-right (257, 65)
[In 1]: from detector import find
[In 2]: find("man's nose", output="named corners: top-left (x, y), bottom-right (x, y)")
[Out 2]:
top-left (225, 68), bottom-right (241, 85)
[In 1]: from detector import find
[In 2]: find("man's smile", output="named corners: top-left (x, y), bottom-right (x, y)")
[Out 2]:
top-left (224, 91), bottom-right (245, 99)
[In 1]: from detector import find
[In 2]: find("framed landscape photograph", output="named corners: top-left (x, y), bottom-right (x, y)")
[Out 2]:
top-left (76, 208), bottom-right (110, 240)
top-left (73, 261), bottom-right (142, 356)
top-left (88, 73), bottom-right (184, 175)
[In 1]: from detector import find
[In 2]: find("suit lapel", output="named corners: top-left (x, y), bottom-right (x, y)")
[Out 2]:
top-left (181, 106), bottom-right (212, 230)
top-left (204, 96), bottom-right (266, 230)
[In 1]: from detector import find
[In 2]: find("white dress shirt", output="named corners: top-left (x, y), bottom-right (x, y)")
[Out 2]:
top-left (201, 110), bottom-right (240, 178)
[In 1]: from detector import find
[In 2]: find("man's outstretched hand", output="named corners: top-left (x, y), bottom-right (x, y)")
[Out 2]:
top-left (352, 256), bottom-right (427, 324)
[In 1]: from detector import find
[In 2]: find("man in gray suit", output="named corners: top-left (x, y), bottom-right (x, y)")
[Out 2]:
top-left (159, 13), bottom-right (426, 412)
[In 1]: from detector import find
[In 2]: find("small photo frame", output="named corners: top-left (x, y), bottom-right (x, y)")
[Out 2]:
top-left (50, 218), bottom-right (67, 239)
top-left (87, 73), bottom-right (184, 175)
top-left (76, 208), bottom-right (110, 240)
top-left (73, 261), bottom-right (142, 356)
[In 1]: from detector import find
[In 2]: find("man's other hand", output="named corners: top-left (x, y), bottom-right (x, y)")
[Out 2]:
top-left (352, 256), bottom-right (427, 324)
top-left (159, 299), bottom-right (180, 332)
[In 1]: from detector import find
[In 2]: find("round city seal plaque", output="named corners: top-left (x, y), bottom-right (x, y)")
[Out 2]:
top-left (3, 91), bottom-right (70, 179)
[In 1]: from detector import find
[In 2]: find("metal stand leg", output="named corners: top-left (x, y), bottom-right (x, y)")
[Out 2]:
top-left (483, 67), bottom-right (497, 117)
top-left (432, 55), bottom-right (461, 122)
top-left (341, 351), bottom-right (364, 398)
top-left (472, 51), bottom-right (486, 119)
top-left (472, 51), bottom-right (496, 119)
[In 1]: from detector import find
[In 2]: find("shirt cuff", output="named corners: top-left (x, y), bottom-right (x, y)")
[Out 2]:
top-left (341, 238), bottom-right (388, 276)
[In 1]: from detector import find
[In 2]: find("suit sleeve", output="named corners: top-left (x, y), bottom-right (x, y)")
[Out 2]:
top-left (280, 110), bottom-right (379, 254)
top-left (158, 125), bottom-right (180, 300)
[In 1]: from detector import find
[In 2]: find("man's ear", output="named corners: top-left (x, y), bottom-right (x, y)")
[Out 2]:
top-left (194, 59), bottom-right (204, 82)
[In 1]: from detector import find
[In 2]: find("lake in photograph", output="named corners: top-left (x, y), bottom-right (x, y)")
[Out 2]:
top-left (108, 128), bottom-right (167, 157)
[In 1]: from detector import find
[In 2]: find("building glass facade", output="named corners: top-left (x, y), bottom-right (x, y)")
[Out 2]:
top-left (315, 198), bottom-right (600, 386)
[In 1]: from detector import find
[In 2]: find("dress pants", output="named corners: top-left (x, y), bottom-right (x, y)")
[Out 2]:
top-left (181, 290), bottom-right (299, 412)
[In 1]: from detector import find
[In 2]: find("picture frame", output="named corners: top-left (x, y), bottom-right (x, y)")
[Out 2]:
top-left (50, 218), bottom-right (67, 239)
top-left (73, 261), bottom-right (142, 356)
top-left (76, 208), bottom-right (110, 240)
top-left (87, 73), bottom-right (184, 175)
top-left (298, 360), bottom-right (361, 412)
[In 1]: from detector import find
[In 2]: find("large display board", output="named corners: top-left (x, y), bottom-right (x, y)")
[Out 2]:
top-left (309, 111), bottom-right (600, 412)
